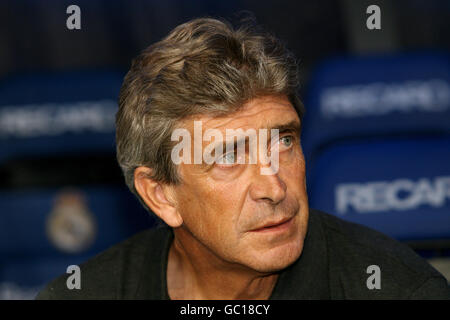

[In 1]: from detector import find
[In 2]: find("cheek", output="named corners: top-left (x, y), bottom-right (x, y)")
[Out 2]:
top-left (202, 182), bottom-right (244, 232)
top-left (280, 150), bottom-right (306, 189)
top-left (179, 183), bottom-right (248, 260)
top-left (177, 179), bottom-right (243, 239)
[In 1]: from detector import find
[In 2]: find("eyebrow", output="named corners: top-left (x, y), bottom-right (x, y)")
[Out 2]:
top-left (266, 120), bottom-right (302, 136)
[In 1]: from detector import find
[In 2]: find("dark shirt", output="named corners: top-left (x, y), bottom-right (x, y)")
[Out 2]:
top-left (36, 209), bottom-right (450, 299)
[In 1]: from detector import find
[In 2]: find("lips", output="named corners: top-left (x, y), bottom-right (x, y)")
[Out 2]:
top-left (250, 216), bottom-right (293, 232)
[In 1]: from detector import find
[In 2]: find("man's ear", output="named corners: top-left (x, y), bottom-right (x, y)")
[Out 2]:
top-left (134, 166), bottom-right (183, 228)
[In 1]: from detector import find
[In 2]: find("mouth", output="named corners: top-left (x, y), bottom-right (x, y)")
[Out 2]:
top-left (250, 216), bottom-right (294, 233)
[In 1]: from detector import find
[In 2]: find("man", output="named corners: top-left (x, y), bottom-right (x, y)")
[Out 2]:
top-left (37, 18), bottom-right (449, 300)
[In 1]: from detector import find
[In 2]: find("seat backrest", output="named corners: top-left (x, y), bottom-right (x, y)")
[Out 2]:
top-left (0, 186), bottom-right (156, 299)
top-left (308, 137), bottom-right (450, 242)
top-left (0, 71), bottom-right (158, 299)
top-left (0, 71), bottom-right (124, 162)
top-left (302, 52), bottom-right (450, 162)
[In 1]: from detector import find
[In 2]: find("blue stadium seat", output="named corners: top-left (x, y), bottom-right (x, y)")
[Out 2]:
top-left (302, 52), bottom-right (450, 244)
top-left (0, 71), bottom-right (123, 162)
top-left (0, 71), bottom-right (157, 299)
top-left (302, 52), bottom-right (450, 162)
top-left (0, 186), bottom-right (154, 299)
top-left (308, 137), bottom-right (450, 241)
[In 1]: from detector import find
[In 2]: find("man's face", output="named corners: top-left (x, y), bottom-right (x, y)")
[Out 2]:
top-left (172, 95), bottom-right (309, 273)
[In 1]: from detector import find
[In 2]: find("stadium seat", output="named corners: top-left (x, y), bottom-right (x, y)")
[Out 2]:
top-left (302, 52), bottom-right (450, 245)
top-left (308, 137), bottom-right (450, 241)
top-left (302, 52), bottom-right (450, 162)
top-left (0, 71), bottom-right (124, 162)
top-left (0, 186), bottom-right (154, 299)
top-left (0, 71), bottom-right (157, 299)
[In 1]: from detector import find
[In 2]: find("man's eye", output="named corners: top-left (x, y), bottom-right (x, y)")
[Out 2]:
top-left (217, 152), bottom-right (236, 164)
top-left (280, 135), bottom-right (293, 147)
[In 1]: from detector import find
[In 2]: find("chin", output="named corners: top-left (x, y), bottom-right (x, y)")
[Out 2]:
top-left (245, 237), bottom-right (305, 273)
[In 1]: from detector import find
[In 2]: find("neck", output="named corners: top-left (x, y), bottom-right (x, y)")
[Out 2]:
top-left (167, 227), bottom-right (279, 300)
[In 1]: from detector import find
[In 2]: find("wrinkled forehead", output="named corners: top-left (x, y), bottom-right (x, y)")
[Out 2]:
top-left (179, 96), bottom-right (301, 133)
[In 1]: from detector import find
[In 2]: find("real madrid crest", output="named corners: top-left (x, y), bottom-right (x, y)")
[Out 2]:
top-left (46, 189), bottom-right (96, 253)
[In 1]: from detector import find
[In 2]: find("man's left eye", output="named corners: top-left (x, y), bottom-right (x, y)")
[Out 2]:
top-left (280, 135), bottom-right (293, 147)
top-left (218, 152), bottom-right (236, 164)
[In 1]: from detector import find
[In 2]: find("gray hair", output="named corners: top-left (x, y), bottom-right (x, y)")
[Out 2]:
top-left (116, 17), bottom-right (304, 211)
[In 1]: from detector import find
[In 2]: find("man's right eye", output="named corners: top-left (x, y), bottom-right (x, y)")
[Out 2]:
top-left (217, 152), bottom-right (236, 165)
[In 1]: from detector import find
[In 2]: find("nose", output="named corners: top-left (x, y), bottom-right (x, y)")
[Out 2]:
top-left (249, 164), bottom-right (287, 205)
